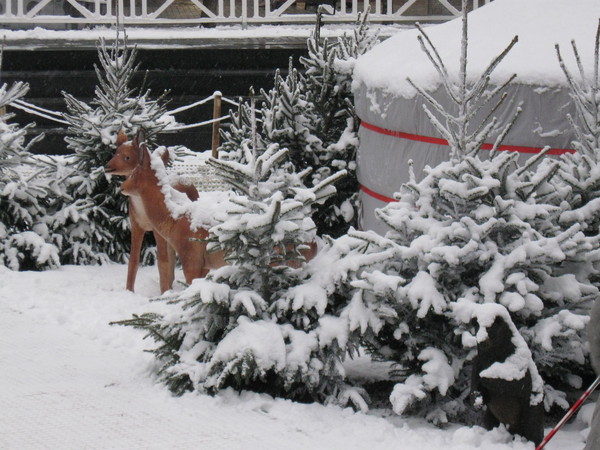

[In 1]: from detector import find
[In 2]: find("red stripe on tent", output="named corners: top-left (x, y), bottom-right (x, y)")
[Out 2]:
top-left (360, 121), bottom-right (575, 155)
top-left (360, 184), bottom-right (398, 203)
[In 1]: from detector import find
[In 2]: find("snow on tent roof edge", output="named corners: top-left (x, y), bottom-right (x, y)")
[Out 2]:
top-left (352, 0), bottom-right (600, 99)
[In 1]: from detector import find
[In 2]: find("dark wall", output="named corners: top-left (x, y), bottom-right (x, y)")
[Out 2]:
top-left (3, 46), bottom-right (307, 154)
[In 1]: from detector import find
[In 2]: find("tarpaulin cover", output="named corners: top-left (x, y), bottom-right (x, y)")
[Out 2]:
top-left (351, 0), bottom-right (600, 234)
top-left (354, 82), bottom-right (576, 233)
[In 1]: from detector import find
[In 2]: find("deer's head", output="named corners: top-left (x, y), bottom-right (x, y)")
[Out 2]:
top-left (106, 129), bottom-right (167, 176)
top-left (105, 130), bottom-right (141, 176)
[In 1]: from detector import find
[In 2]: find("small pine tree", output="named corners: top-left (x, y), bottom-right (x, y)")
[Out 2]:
top-left (219, 13), bottom-right (377, 238)
top-left (554, 20), bottom-right (600, 243)
top-left (407, 7), bottom-right (519, 162)
top-left (219, 96), bottom-right (263, 161)
top-left (301, 11), bottom-right (378, 238)
top-left (61, 33), bottom-right (168, 264)
top-left (260, 62), bottom-right (323, 171)
top-left (324, 0), bottom-right (598, 426)
top-left (345, 151), bottom-right (596, 423)
top-left (113, 138), bottom-right (362, 406)
top-left (0, 78), bottom-right (59, 270)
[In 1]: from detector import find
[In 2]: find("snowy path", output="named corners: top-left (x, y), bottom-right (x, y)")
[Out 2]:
top-left (0, 264), bottom-right (587, 449)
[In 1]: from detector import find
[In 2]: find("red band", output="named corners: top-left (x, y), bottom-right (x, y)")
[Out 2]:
top-left (360, 184), bottom-right (397, 203)
top-left (360, 121), bottom-right (575, 155)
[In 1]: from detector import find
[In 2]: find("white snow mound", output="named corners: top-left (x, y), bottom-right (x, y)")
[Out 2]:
top-left (353, 0), bottom-right (600, 98)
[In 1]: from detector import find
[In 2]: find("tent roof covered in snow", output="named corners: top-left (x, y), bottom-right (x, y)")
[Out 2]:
top-left (352, 0), bottom-right (600, 233)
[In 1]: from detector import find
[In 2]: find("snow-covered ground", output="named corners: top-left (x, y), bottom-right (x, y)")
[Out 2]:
top-left (0, 263), bottom-right (592, 449)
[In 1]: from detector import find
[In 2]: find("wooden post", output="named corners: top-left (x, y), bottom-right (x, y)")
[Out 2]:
top-left (211, 91), bottom-right (222, 159)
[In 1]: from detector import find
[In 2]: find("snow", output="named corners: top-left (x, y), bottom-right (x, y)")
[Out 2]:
top-left (0, 23), bottom-right (400, 50)
top-left (403, 270), bottom-right (446, 318)
top-left (208, 317), bottom-right (287, 372)
top-left (0, 260), bottom-right (591, 449)
top-left (353, 0), bottom-right (600, 98)
top-left (418, 348), bottom-right (456, 396)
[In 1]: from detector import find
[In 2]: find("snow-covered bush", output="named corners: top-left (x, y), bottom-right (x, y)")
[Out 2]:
top-left (344, 150), bottom-right (596, 423)
top-left (60, 33), bottom-right (169, 264)
top-left (0, 79), bottom-right (61, 271)
top-left (315, 1), bottom-right (598, 426)
top-left (220, 12), bottom-right (377, 237)
top-left (554, 20), bottom-right (600, 254)
top-left (115, 140), bottom-right (360, 406)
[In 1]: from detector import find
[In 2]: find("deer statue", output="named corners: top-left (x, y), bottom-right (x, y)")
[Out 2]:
top-left (107, 130), bottom-right (319, 293)
top-left (105, 130), bottom-right (223, 293)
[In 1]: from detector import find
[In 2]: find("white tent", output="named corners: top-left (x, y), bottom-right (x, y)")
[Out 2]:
top-left (352, 0), bottom-right (600, 234)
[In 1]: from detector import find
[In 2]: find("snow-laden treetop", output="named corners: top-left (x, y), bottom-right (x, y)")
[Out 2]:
top-left (353, 0), bottom-right (600, 98)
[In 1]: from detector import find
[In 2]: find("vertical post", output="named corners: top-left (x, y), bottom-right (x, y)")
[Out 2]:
top-left (211, 91), bottom-right (222, 159)
top-left (118, 0), bottom-right (125, 27)
top-left (241, 0), bottom-right (248, 29)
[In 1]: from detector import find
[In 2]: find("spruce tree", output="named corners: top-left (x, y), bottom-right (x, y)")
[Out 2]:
top-left (219, 12), bottom-right (377, 238)
top-left (0, 77), bottom-right (59, 270)
top-left (301, 11), bottom-right (378, 238)
top-left (554, 20), bottom-right (600, 242)
top-left (319, 0), bottom-right (598, 425)
top-left (344, 151), bottom-right (595, 423)
top-left (113, 137), bottom-right (364, 406)
top-left (61, 33), bottom-right (168, 264)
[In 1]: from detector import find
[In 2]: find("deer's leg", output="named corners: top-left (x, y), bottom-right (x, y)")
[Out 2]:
top-left (155, 233), bottom-right (176, 293)
top-left (127, 214), bottom-right (145, 292)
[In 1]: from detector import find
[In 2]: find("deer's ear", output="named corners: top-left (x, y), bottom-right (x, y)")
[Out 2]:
top-left (136, 129), bottom-right (146, 147)
top-left (135, 129), bottom-right (151, 168)
top-left (116, 130), bottom-right (128, 147)
top-left (138, 140), bottom-right (149, 168)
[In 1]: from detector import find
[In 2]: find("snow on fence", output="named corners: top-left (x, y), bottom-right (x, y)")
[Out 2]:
top-left (0, 0), bottom-right (492, 27)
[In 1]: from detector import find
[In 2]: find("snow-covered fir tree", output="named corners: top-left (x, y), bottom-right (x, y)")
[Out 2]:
top-left (0, 76), bottom-right (60, 271)
top-left (554, 20), bottom-right (600, 245)
top-left (220, 12), bottom-right (377, 237)
top-left (113, 139), bottom-right (365, 406)
top-left (61, 33), bottom-right (169, 263)
top-left (309, 0), bottom-right (599, 427)
top-left (302, 11), bottom-right (378, 238)
top-left (345, 151), bottom-right (596, 423)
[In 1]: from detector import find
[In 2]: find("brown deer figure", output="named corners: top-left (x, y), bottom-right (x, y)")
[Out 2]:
top-left (105, 130), bottom-right (223, 293)
top-left (107, 130), bottom-right (318, 293)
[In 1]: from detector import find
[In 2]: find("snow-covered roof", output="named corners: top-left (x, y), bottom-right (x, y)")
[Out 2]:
top-left (353, 0), bottom-right (600, 98)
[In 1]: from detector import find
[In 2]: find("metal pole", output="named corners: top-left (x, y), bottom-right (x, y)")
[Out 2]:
top-left (537, 375), bottom-right (600, 450)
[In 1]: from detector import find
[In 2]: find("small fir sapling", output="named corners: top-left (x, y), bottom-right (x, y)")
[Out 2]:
top-left (0, 70), bottom-right (60, 271)
top-left (346, 149), bottom-right (595, 425)
top-left (334, 0), bottom-right (597, 431)
top-left (113, 136), bottom-right (360, 406)
top-left (554, 20), bottom-right (600, 240)
top-left (61, 32), bottom-right (169, 264)
top-left (302, 10), bottom-right (378, 237)
top-left (219, 12), bottom-right (377, 237)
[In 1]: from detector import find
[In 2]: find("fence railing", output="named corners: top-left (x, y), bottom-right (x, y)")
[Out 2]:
top-left (0, 0), bottom-right (492, 27)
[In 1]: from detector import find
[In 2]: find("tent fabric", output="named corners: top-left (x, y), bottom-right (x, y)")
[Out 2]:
top-left (351, 0), bottom-right (600, 234)
top-left (354, 82), bottom-right (578, 233)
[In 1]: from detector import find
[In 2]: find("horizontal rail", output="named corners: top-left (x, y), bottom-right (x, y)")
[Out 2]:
top-left (0, 0), bottom-right (492, 27)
